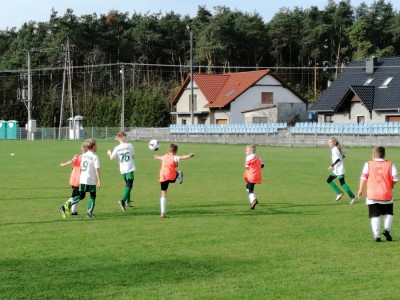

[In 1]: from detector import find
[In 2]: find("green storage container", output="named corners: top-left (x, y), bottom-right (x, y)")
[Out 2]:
top-left (6, 120), bottom-right (19, 139)
top-left (0, 120), bottom-right (6, 139)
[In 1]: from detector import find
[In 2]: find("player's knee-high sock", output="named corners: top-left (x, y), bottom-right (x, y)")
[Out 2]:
top-left (71, 203), bottom-right (77, 213)
top-left (248, 193), bottom-right (256, 204)
top-left (384, 214), bottom-right (393, 230)
top-left (68, 195), bottom-right (81, 206)
top-left (328, 182), bottom-right (341, 194)
top-left (160, 197), bottom-right (166, 214)
top-left (341, 183), bottom-right (355, 198)
top-left (370, 217), bottom-right (381, 238)
top-left (87, 198), bottom-right (95, 214)
top-left (121, 186), bottom-right (131, 203)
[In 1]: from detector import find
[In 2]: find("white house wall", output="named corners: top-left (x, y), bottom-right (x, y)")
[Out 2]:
top-left (175, 80), bottom-right (210, 124)
top-left (230, 76), bottom-right (305, 123)
top-left (323, 102), bottom-right (398, 123)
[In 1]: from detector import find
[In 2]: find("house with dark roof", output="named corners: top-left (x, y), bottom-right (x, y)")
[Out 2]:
top-left (311, 57), bottom-right (400, 123)
top-left (171, 69), bottom-right (308, 125)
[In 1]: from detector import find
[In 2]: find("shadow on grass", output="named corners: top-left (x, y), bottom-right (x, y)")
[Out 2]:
top-left (0, 201), bottom-right (340, 227)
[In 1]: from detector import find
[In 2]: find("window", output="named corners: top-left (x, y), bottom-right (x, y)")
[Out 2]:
top-left (216, 119), bottom-right (227, 124)
top-left (182, 119), bottom-right (186, 125)
top-left (363, 78), bottom-right (374, 86)
top-left (324, 115), bottom-right (333, 123)
top-left (379, 77), bottom-right (394, 88)
top-left (357, 116), bottom-right (365, 124)
top-left (225, 89), bottom-right (236, 97)
top-left (261, 92), bottom-right (273, 104)
top-left (253, 117), bottom-right (268, 123)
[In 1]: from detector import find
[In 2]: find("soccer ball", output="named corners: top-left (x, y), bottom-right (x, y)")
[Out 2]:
top-left (148, 139), bottom-right (160, 151)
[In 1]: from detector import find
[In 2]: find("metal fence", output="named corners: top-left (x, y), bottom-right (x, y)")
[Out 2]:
top-left (5, 126), bottom-right (400, 147)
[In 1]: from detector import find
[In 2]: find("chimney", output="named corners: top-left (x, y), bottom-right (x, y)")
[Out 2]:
top-left (366, 56), bottom-right (377, 74)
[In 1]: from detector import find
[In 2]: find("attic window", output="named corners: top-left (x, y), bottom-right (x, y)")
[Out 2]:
top-left (379, 77), bottom-right (394, 88)
top-left (363, 78), bottom-right (374, 86)
top-left (225, 89), bottom-right (236, 97)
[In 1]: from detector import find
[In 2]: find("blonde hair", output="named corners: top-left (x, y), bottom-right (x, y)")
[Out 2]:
top-left (247, 144), bottom-right (256, 153)
top-left (329, 137), bottom-right (344, 154)
top-left (82, 139), bottom-right (97, 151)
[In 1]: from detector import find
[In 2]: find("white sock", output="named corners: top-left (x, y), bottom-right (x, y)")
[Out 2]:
top-left (249, 193), bottom-right (256, 203)
top-left (160, 197), bottom-right (166, 214)
top-left (71, 203), bottom-right (77, 213)
top-left (383, 214), bottom-right (394, 231)
top-left (370, 217), bottom-right (381, 238)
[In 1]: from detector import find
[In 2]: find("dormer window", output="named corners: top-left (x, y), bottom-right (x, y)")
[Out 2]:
top-left (379, 77), bottom-right (394, 88)
top-left (363, 78), bottom-right (374, 86)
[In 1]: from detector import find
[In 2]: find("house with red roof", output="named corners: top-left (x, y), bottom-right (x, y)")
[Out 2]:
top-left (170, 69), bottom-right (308, 125)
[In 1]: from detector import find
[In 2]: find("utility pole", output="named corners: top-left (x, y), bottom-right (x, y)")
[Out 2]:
top-left (120, 64), bottom-right (125, 132)
top-left (58, 37), bottom-right (77, 139)
top-left (20, 49), bottom-right (36, 141)
top-left (187, 25), bottom-right (194, 125)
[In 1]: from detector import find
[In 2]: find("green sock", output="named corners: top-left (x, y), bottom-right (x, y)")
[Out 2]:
top-left (122, 186), bottom-right (131, 202)
top-left (342, 184), bottom-right (355, 198)
top-left (328, 182), bottom-right (341, 194)
top-left (87, 198), bottom-right (95, 213)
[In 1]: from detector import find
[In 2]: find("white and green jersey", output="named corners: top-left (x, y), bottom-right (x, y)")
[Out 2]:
top-left (331, 146), bottom-right (344, 176)
top-left (111, 142), bottom-right (136, 174)
top-left (80, 150), bottom-right (100, 185)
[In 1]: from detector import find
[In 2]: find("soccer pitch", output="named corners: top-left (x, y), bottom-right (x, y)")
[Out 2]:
top-left (1, 140), bottom-right (400, 299)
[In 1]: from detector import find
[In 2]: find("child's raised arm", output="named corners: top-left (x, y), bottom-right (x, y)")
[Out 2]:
top-left (179, 153), bottom-right (195, 161)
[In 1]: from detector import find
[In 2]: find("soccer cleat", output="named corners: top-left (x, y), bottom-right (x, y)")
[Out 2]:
top-left (160, 213), bottom-right (167, 218)
top-left (250, 200), bottom-right (257, 210)
top-left (126, 201), bottom-right (133, 207)
top-left (177, 171), bottom-right (183, 184)
top-left (71, 212), bottom-right (79, 216)
top-left (349, 196), bottom-right (357, 205)
top-left (335, 192), bottom-right (344, 201)
top-left (64, 201), bottom-right (71, 216)
top-left (373, 237), bottom-right (381, 242)
top-left (118, 201), bottom-right (126, 211)
top-left (60, 206), bottom-right (67, 218)
top-left (86, 211), bottom-right (95, 218)
top-left (383, 229), bottom-right (393, 241)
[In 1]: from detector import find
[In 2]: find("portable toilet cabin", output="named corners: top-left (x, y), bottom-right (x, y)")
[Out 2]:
top-left (68, 115), bottom-right (84, 140)
top-left (6, 120), bottom-right (19, 139)
top-left (0, 120), bottom-right (6, 139)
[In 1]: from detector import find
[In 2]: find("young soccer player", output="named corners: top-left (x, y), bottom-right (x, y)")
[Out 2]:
top-left (60, 139), bottom-right (101, 218)
top-left (244, 144), bottom-right (264, 210)
top-left (357, 146), bottom-right (398, 242)
top-left (154, 143), bottom-right (194, 218)
top-left (60, 152), bottom-right (82, 216)
top-left (107, 132), bottom-right (136, 211)
top-left (326, 137), bottom-right (356, 204)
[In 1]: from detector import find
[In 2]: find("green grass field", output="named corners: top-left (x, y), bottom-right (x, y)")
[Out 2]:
top-left (1, 140), bottom-right (400, 299)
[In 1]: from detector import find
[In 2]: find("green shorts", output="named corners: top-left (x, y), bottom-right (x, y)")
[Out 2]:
top-left (122, 171), bottom-right (134, 181)
top-left (79, 184), bottom-right (97, 193)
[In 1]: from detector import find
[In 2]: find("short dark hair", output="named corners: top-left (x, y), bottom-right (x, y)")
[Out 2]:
top-left (373, 146), bottom-right (385, 159)
top-left (169, 143), bottom-right (178, 154)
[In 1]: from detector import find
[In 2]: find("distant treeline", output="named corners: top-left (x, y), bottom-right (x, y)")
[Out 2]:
top-left (0, 1), bottom-right (399, 126)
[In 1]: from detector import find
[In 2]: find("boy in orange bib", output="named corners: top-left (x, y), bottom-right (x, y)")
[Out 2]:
top-left (244, 144), bottom-right (264, 210)
top-left (154, 143), bottom-right (194, 218)
top-left (357, 147), bottom-right (398, 242)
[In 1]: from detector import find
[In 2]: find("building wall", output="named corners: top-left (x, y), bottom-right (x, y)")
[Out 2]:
top-left (320, 102), bottom-right (400, 123)
top-left (243, 107), bottom-right (278, 124)
top-left (230, 75), bottom-right (305, 123)
top-left (175, 80), bottom-right (211, 125)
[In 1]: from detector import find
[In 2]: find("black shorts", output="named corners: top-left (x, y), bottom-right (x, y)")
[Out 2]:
top-left (160, 180), bottom-right (176, 191)
top-left (246, 182), bottom-right (256, 193)
top-left (368, 203), bottom-right (394, 218)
